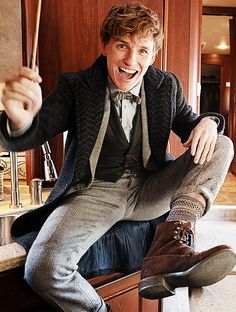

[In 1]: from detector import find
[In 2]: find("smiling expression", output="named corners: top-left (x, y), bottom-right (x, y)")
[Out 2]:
top-left (102, 35), bottom-right (156, 91)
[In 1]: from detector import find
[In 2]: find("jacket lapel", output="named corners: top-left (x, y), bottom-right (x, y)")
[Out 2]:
top-left (142, 66), bottom-right (165, 167)
top-left (140, 83), bottom-right (151, 168)
top-left (144, 65), bottom-right (172, 166)
top-left (89, 88), bottom-right (110, 181)
top-left (75, 55), bottom-right (108, 171)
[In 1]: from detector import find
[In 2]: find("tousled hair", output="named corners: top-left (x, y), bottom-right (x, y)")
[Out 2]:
top-left (100, 3), bottom-right (163, 52)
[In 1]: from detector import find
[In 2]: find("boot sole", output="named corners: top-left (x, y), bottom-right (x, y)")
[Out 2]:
top-left (139, 248), bottom-right (236, 300)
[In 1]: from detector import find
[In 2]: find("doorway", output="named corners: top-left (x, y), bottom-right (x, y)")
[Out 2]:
top-left (200, 63), bottom-right (221, 114)
top-left (201, 12), bottom-right (232, 136)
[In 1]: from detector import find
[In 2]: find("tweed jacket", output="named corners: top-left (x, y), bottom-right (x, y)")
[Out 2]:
top-left (0, 55), bottom-right (224, 249)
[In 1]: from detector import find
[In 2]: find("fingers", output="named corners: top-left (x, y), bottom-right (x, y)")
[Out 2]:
top-left (4, 67), bottom-right (42, 84)
top-left (4, 78), bottom-right (39, 102)
top-left (2, 73), bottom-right (42, 110)
top-left (183, 130), bottom-right (201, 159)
top-left (0, 67), bottom-right (42, 133)
top-left (193, 138), bottom-right (217, 165)
top-left (183, 132), bottom-right (193, 148)
top-left (193, 136), bottom-right (209, 164)
top-left (191, 131), bottom-right (217, 165)
top-left (34, 65), bottom-right (39, 75)
top-left (1, 89), bottom-right (34, 109)
top-left (19, 67), bottom-right (42, 83)
top-left (206, 138), bottom-right (217, 162)
top-left (2, 89), bottom-right (27, 105)
top-left (183, 118), bottom-right (218, 165)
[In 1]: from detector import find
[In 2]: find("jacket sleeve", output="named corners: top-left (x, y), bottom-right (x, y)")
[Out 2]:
top-left (0, 74), bottom-right (74, 152)
top-left (171, 73), bottom-right (225, 143)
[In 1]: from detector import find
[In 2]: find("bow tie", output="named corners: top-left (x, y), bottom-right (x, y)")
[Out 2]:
top-left (110, 91), bottom-right (141, 105)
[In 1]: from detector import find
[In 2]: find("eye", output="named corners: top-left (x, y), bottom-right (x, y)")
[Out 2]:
top-left (139, 49), bottom-right (148, 55)
top-left (117, 43), bottom-right (128, 50)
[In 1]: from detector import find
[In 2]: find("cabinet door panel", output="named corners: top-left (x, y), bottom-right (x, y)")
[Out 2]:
top-left (108, 288), bottom-right (138, 312)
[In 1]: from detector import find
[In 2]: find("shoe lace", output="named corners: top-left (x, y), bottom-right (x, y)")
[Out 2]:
top-left (173, 221), bottom-right (194, 246)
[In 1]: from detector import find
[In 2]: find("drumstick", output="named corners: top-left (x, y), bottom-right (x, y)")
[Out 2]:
top-left (30, 0), bottom-right (42, 70)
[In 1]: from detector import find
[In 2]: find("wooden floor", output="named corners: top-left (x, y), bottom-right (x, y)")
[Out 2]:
top-left (191, 171), bottom-right (236, 312)
top-left (215, 171), bottom-right (236, 205)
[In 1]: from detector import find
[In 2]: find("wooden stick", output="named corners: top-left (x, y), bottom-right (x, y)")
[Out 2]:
top-left (30, 0), bottom-right (42, 70)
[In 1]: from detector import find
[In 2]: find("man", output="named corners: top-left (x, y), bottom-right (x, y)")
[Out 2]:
top-left (0, 3), bottom-right (235, 312)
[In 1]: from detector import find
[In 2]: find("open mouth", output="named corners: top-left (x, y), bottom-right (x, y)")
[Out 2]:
top-left (119, 67), bottom-right (138, 79)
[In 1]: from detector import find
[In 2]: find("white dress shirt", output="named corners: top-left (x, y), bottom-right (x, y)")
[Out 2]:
top-left (108, 78), bottom-right (142, 142)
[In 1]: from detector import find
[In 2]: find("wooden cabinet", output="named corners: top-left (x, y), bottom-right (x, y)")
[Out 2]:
top-left (93, 272), bottom-right (160, 311)
top-left (0, 267), bottom-right (161, 312)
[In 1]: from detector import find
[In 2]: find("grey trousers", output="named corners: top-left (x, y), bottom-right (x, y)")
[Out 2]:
top-left (24, 135), bottom-right (234, 312)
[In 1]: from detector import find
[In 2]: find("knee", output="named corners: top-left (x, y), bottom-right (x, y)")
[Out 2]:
top-left (215, 135), bottom-right (234, 160)
top-left (24, 250), bottom-right (60, 293)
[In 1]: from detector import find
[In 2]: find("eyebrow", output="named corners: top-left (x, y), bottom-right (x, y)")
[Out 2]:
top-left (115, 38), bottom-right (151, 51)
top-left (115, 38), bottom-right (128, 44)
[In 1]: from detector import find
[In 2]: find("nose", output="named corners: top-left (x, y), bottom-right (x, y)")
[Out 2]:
top-left (124, 50), bottom-right (137, 66)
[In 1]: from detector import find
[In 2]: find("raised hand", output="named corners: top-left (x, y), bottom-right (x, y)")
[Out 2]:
top-left (1, 67), bottom-right (42, 132)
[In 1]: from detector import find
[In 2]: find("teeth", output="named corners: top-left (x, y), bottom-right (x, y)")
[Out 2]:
top-left (120, 67), bottom-right (137, 74)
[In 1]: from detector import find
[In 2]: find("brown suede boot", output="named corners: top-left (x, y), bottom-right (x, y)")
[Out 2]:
top-left (139, 221), bottom-right (236, 299)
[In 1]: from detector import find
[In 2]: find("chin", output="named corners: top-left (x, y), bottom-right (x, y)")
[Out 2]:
top-left (118, 81), bottom-right (136, 91)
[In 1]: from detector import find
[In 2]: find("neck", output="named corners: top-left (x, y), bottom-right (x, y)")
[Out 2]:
top-left (107, 76), bottom-right (142, 96)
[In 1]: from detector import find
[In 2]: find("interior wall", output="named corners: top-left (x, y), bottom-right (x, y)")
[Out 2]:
top-left (0, 0), bottom-right (23, 111)
top-left (229, 18), bottom-right (236, 174)
top-left (166, 0), bottom-right (202, 157)
top-left (0, 1), bottom-right (25, 176)
top-left (0, 0), bottom-right (22, 81)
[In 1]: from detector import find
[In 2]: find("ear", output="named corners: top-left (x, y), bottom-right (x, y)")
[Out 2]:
top-left (150, 52), bottom-right (157, 65)
top-left (100, 42), bottom-right (107, 56)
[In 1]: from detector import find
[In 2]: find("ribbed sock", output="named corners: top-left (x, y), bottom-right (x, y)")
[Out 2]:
top-left (167, 195), bottom-right (206, 223)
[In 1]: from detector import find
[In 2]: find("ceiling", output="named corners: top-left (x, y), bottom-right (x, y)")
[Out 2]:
top-left (202, 0), bottom-right (236, 55)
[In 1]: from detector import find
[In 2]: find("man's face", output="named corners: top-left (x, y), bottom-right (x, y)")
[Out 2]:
top-left (102, 35), bottom-right (156, 91)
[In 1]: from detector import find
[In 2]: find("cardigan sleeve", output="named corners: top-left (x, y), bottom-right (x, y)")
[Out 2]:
top-left (0, 74), bottom-right (74, 152)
